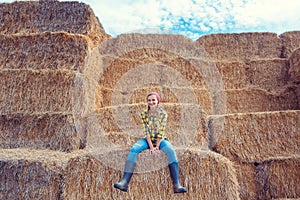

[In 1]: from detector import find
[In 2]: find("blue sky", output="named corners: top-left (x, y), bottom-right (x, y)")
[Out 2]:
top-left (1, 0), bottom-right (299, 40)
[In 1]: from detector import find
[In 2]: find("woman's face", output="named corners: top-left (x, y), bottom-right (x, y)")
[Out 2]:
top-left (147, 94), bottom-right (159, 109)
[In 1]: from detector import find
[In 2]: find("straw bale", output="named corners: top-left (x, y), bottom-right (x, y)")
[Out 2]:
top-left (197, 32), bottom-right (282, 61)
top-left (0, 148), bottom-right (240, 199)
top-left (95, 103), bottom-right (208, 148)
top-left (192, 88), bottom-right (212, 114)
top-left (296, 87), bottom-right (300, 109)
top-left (63, 149), bottom-right (240, 200)
top-left (288, 47), bottom-right (300, 109)
top-left (97, 33), bottom-right (224, 115)
top-left (0, 113), bottom-right (85, 151)
top-left (288, 47), bottom-right (300, 84)
top-left (0, 69), bottom-right (75, 114)
top-left (256, 157), bottom-right (300, 199)
top-left (273, 199), bottom-right (300, 200)
top-left (99, 50), bottom-right (207, 90)
top-left (216, 59), bottom-right (289, 92)
top-left (96, 81), bottom-right (297, 118)
top-left (226, 86), bottom-right (298, 113)
top-left (247, 59), bottom-right (289, 92)
top-left (234, 162), bottom-right (257, 200)
top-left (99, 33), bottom-right (208, 60)
top-left (0, 148), bottom-right (78, 200)
top-left (0, 1), bottom-right (109, 44)
top-left (0, 32), bottom-right (89, 70)
top-left (101, 131), bottom-right (139, 147)
top-left (280, 31), bottom-right (300, 58)
top-left (210, 110), bottom-right (300, 163)
top-left (215, 61), bottom-right (249, 89)
top-left (96, 86), bottom-right (211, 112)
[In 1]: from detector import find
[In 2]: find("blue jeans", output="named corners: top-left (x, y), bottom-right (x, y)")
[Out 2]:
top-left (126, 138), bottom-right (178, 164)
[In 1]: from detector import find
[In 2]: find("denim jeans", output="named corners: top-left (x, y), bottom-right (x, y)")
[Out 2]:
top-left (126, 138), bottom-right (178, 164)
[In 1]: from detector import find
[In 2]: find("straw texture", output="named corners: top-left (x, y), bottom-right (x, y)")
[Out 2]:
top-left (0, 0), bottom-right (110, 44)
top-left (197, 32), bottom-right (282, 61)
top-left (0, 0), bottom-right (299, 199)
top-left (211, 110), bottom-right (300, 163)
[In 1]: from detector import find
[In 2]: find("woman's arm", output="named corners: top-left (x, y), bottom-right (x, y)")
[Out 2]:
top-left (155, 138), bottom-right (162, 150)
top-left (146, 136), bottom-right (156, 153)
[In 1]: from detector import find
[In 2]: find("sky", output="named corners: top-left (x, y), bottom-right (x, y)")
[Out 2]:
top-left (0, 0), bottom-right (299, 40)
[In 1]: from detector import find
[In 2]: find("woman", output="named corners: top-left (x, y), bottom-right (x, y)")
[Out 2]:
top-left (113, 92), bottom-right (187, 193)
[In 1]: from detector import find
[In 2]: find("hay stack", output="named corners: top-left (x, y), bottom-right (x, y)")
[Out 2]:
top-left (0, 113), bottom-right (86, 151)
top-left (288, 47), bottom-right (300, 109)
top-left (0, 1), bottom-right (299, 199)
top-left (97, 33), bottom-right (296, 115)
top-left (98, 48), bottom-right (207, 90)
top-left (245, 59), bottom-right (289, 92)
top-left (96, 86), bottom-right (211, 113)
top-left (0, 0), bottom-right (111, 152)
top-left (197, 32), bottom-right (282, 61)
top-left (235, 162), bottom-right (257, 200)
top-left (273, 199), bottom-right (300, 200)
top-left (215, 61), bottom-right (249, 89)
top-left (0, 50), bottom-right (101, 151)
top-left (0, 69), bottom-right (75, 113)
top-left (0, 0), bottom-right (109, 44)
top-left (0, 148), bottom-right (76, 200)
top-left (280, 31), bottom-right (300, 58)
top-left (94, 103), bottom-right (208, 148)
top-left (0, 33), bottom-right (89, 70)
top-left (210, 110), bottom-right (300, 163)
top-left (226, 87), bottom-right (298, 113)
top-left (256, 157), bottom-right (300, 199)
top-left (0, 148), bottom-right (240, 200)
top-left (215, 58), bottom-right (297, 113)
top-left (233, 158), bottom-right (300, 200)
top-left (289, 47), bottom-right (300, 83)
top-left (96, 34), bottom-right (222, 119)
top-left (210, 110), bottom-right (299, 200)
top-left (64, 149), bottom-right (240, 200)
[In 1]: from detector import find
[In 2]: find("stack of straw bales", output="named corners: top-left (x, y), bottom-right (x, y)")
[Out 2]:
top-left (197, 32), bottom-right (282, 61)
top-left (289, 48), bottom-right (300, 83)
top-left (0, 148), bottom-right (73, 200)
top-left (198, 32), bottom-right (299, 114)
top-left (0, 148), bottom-right (240, 200)
top-left (280, 31), bottom-right (300, 58)
top-left (0, 1), bottom-right (109, 151)
top-left (289, 47), bottom-right (300, 108)
top-left (0, 1), bottom-right (299, 200)
top-left (95, 31), bottom-right (300, 200)
top-left (64, 149), bottom-right (241, 199)
top-left (0, 0), bottom-right (109, 44)
top-left (198, 31), bottom-right (300, 199)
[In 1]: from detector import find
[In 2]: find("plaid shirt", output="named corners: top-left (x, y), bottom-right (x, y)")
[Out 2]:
top-left (141, 107), bottom-right (167, 144)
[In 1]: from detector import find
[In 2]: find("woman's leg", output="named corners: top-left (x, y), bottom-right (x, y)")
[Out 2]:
top-left (114, 138), bottom-right (149, 192)
top-left (159, 139), bottom-right (178, 164)
top-left (127, 138), bottom-right (149, 163)
top-left (159, 140), bottom-right (187, 193)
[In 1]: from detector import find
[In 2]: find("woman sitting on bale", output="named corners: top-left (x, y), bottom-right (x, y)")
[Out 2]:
top-left (113, 92), bottom-right (187, 193)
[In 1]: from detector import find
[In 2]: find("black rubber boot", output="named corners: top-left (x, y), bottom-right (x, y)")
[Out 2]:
top-left (113, 160), bottom-right (136, 192)
top-left (168, 162), bottom-right (187, 193)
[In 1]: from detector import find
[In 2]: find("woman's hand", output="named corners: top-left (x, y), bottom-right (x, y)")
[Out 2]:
top-left (150, 147), bottom-right (160, 154)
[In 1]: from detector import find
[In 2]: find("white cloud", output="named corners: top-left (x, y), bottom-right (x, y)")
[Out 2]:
top-left (233, 0), bottom-right (300, 32)
top-left (81, 0), bottom-right (300, 39)
top-left (0, 0), bottom-right (299, 39)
